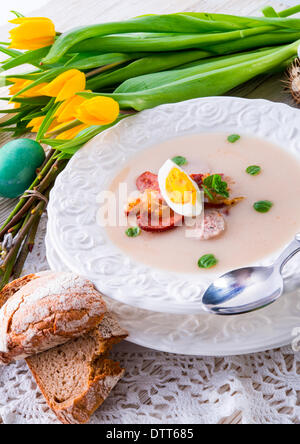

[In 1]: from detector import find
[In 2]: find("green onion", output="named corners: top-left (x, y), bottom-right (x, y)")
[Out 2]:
top-left (43, 14), bottom-right (278, 64)
top-left (87, 50), bottom-right (212, 90)
top-left (262, 6), bottom-right (279, 18)
top-left (208, 31), bottom-right (300, 55)
top-left (82, 40), bottom-right (299, 110)
top-left (72, 26), bottom-right (276, 54)
top-left (115, 47), bottom-right (277, 94)
top-left (42, 9), bottom-right (300, 64)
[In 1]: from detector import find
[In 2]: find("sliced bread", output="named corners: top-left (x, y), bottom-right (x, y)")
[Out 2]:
top-left (0, 272), bottom-right (128, 424)
top-left (26, 313), bottom-right (128, 424)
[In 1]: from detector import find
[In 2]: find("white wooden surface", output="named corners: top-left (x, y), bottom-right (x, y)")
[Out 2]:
top-left (0, 0), bottom-right (299, 425)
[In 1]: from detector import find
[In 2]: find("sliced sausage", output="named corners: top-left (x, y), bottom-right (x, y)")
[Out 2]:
top-left (137, 210), bottom-right (183, 233)
top-left (190, 174), bottom-right (204, 188)
top-left (188, 209), bottom-right (226, 240)
top-left (136, 172), bottom-right (159, 192)
top-left (136, 171), bottom-right (207, 193)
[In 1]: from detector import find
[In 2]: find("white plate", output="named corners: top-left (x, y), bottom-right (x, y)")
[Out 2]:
top-left (48, 97), bottom-right (300, 314)
top-left (46, 228), bottom-right (300, 356)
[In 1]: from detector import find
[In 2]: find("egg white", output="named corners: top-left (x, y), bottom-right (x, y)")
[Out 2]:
top-left (158, 159), bottom-right (203, 218)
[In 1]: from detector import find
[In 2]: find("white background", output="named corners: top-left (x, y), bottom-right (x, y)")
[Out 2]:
top-left (0, 0), bottom-right (49, 26)
top-left (1, 0), bottom-right (300, 27)
top-left (1, 0), bottom-right (300, 26)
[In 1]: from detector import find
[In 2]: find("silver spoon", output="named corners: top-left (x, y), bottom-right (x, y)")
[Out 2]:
top-left (202, 234), bottom-right (300, 316)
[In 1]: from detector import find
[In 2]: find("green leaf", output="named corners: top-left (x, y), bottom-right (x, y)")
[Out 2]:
top-left (0, 96), bottom-right (49, 106)
top-left (246, 165), bottom-right (261, 176)
top-left (228, 134), bottom-right (240, 143)
top-left (0, 45), bottom-right (22, 59)
top-left (202, 185), bottom-right (214, 201)
top-left (172, 156), bottom-right (187, 166)
top-left (253, 200), bottom-right (273, 213)
top-left (198, 254), bottom-right (218, 269)
top-left (35, 100), bottom-right (59, 142)
top-left (203, 174), bottom-right (229, 199)
top-left (2, 46), bottom-right (51, 71)
top-left (125, 227), bottom-right (141, 238)
top-left (10, 10), bottom-right (25, 18)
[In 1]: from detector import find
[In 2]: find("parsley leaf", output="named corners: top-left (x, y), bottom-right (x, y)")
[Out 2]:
top-left (126, 227), bottom-right (141, 237)
top-left (246, 165), bottom-right (261, 176)
top-left (172, 156), bottom-right (187, 166)
top-left (198, 254), bottom-right (218, 269)
top-left (203, 174), bottom-right (229, 200)
top-left (253, 201), bottom-right (273, 213)
top-left (228, 134), bottom-right (241, 143)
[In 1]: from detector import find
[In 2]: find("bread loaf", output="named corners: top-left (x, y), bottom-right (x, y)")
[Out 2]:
top-left (0, 272), bottom-right (107, 364)
top-left (26, 313), bottom-right (128, 424)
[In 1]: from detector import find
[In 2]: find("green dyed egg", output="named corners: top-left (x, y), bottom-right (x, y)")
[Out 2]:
top-left (0, 139), bottom-right (45, 199)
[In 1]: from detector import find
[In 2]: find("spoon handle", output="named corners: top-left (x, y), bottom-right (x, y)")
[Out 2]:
top-left (274, 234), bottom-right (300, 272)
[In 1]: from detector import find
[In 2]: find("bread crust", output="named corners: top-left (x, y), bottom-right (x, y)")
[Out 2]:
top-left (0, 274), bottom-right (37, 309)
top-left (26, 313), bottom-right (128, 424)
top-left (0, 272), bottom-right (107, 365)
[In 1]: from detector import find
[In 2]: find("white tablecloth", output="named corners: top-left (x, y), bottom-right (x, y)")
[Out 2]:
top-left (0, 0), bottom-right (300, 425)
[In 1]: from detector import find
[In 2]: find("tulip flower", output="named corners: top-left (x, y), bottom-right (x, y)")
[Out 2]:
top-left (76, 96), bottom-right (120, 126)
top-left (9, 17), bottom-right (56, 50)
top-left (41, 69), bottom-right (86, 103)
top-left (54, 94), bottom-right (89, 123)
top-left (9, 78), bottom-right (48, 98)
top-left (27, 116), bottom-right (45, 133)
top-left (27, 116), bottom-right (59, 133)
top-left (55, 123), bottom-right (89, 140)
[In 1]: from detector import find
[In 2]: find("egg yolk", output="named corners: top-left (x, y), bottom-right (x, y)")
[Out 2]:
top-left (165, 168), bottom-right (197, 205)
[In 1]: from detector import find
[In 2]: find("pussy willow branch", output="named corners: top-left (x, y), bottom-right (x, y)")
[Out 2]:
top-left (12, 201), bottom-right (44, 280)
top-left (0, 155), bottom-right (68, 290)
top-left (0, 151), bottom-right (64, 239)
top-left (0, 196), bottom-right (47, 288)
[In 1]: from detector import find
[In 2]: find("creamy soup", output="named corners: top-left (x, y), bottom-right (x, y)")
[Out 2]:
top-left (104, 133), bottom-right (300, 274)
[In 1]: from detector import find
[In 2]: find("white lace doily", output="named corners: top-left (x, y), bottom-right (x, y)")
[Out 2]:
top-left (1, 0), bottom-right (300, 426)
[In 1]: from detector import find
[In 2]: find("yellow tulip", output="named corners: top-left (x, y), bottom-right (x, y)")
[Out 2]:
top-left (9, 17), bottom-right (56, 50)
top-left (55, 123), bottom-right (89, 140)
top-left (27, 116), bottom-right (59, 133)
top-left (27, 116), bottom-right (45, 133)
top-left (54, 94), bottom-right (90, 123)
top-left (76, 96), bottom-right (120, 126)
top-left (40, 69), bottom-right (86, 103)
top-left (9, 78), bottom-right (27, 96)
top-left (9, 78), bottom-right (48, 98)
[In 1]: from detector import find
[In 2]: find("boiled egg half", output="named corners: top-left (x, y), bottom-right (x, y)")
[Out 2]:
top-left (158, 159), bottom-right (203, 217)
